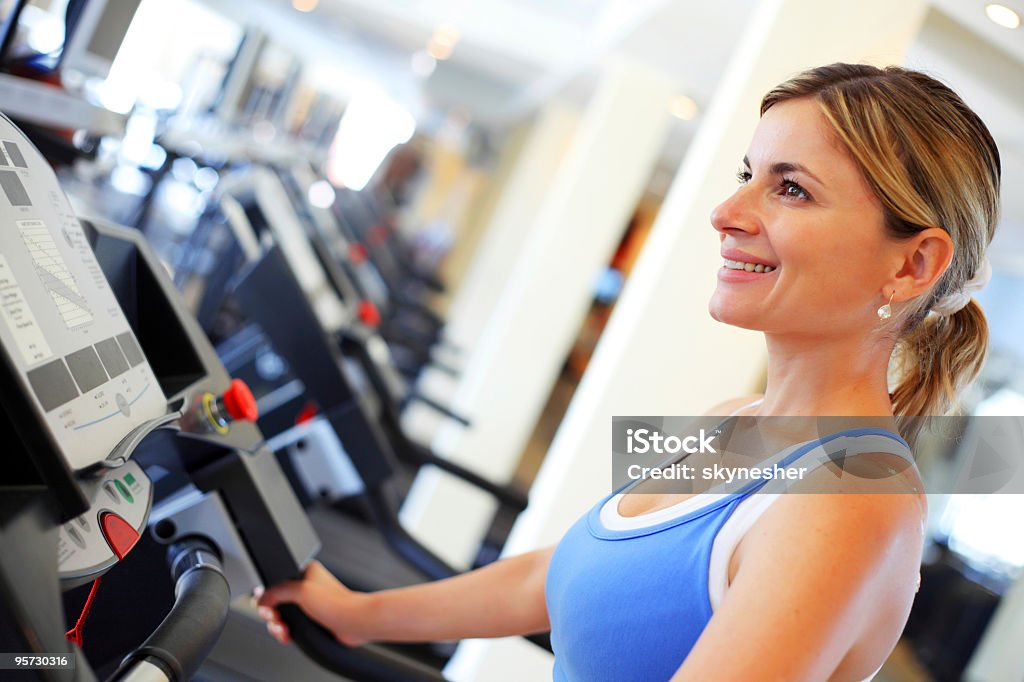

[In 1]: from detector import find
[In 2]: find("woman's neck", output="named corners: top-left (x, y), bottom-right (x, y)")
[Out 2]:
top-left (756, 331), bottom-right (897, 418)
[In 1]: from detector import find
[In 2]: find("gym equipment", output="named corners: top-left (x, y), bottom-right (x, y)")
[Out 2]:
top-left (0, 111), bottom-right (448, 681)
top-left (193, 165), bottom-right (527, 580)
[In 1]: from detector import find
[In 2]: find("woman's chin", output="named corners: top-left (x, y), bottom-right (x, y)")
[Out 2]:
top-left (708, 301), bottom-right (764, 331)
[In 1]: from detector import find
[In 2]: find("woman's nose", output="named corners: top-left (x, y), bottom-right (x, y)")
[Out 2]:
top-left (711, 186), bottom-right (759, 235)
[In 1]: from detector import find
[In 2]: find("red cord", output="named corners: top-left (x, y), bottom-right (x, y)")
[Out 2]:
top-left (65, 577), bottom-right (102, 647)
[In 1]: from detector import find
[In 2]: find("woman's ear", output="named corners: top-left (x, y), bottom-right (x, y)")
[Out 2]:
top-left (893, 227), bottom-right (955, 296)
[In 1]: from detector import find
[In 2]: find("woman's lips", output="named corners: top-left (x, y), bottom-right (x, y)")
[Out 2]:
top-left (720, 249), bottom-right (777, 268)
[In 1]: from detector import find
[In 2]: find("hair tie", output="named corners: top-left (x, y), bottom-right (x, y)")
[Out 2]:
top-left (930, 257), bottom-right (992, 316)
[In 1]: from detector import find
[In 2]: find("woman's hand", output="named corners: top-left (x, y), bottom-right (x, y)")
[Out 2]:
top-left (255, 560), bottom-right (370, 647)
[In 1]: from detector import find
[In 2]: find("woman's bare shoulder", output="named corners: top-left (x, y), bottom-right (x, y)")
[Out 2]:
top-left (702, 394), bottom-right (764, 416)
top-left (737, 485), bottom-right (926, 596)
top-left (690, 486), bottom-right (925, 681)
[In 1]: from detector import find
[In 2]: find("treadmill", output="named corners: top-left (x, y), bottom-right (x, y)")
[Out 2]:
top-left (173, 165), bottom-right (527, 583)
top-left (0, 111), bottom-right (449, 681)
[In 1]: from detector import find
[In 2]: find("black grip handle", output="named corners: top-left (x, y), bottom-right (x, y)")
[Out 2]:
top-left (278, 604), bottom-right (447, 681)
top-left (109, 538), bottom-right (230, 681)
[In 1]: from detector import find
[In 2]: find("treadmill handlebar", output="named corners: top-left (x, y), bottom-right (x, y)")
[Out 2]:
top-left (108, 538), bottom-right (230, 682)
top-left (278, 604), bottom-right (447, 681)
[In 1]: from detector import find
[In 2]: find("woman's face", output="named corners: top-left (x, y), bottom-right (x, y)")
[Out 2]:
top-left (709, 97), bottom-right (897, 336)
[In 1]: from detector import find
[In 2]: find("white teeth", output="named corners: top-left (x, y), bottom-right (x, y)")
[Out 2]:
top-left (724, 259), bottom-right (775, 273)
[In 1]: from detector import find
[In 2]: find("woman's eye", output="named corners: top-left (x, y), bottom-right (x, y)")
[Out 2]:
top-left (736, 170), bottom-right (811, 201)
top-left (780, 178), bottom-right (811, 201)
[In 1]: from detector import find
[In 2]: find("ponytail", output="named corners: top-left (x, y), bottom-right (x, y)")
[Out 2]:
top-left (890, 300), bottom-right (989, 448)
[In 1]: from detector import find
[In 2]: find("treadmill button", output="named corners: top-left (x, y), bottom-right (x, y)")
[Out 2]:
top-left (114, 479), bottom-right (133, 504)
top-left (220, 379), bottom-right (258, 422)
top-left (116, 392), bottom-right (131, 417)
top-left (357, 300), bottom-right (380, 327)
top-left (349, 243), bottom-right (368, 263)
top-left (100, 512), bottom-right (139, 560)
top-left (103, 481), bottom-right (120, 503)
top-left (64, 524), bottom-right (86, 549)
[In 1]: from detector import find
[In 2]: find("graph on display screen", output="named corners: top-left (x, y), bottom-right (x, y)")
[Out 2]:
top-left (18, 220), bottom-right (94, 329)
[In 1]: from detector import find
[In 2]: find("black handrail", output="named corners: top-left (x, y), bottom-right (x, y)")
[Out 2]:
top-left (109, 538), bottom-right (230, 681)
top-left (279, 605), bottom-right (447, 682)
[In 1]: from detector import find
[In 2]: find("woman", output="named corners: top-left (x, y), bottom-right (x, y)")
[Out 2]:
top-left (257, 63), bottom-right (1000, 681)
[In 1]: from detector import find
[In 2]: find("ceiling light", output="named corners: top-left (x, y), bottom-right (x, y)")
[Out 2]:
top-left (308, 180), bottom-right (336, 208)
top-left (411, 50), bottom-right (437, 77)
top-left (985, 3), bottom-right (1021, 29)
top-left (426, 23), bottom-right (459, 60)
top-left (427, 40), bottom-right (453, 60)
top-left (669, 95), bottom-right (698, 121)
top-left (292, 0), bottom-right (318, 12)
top-left (432, 23), bottom-right (460, 47)
top-left (327, 92), bottom-right (416, 191)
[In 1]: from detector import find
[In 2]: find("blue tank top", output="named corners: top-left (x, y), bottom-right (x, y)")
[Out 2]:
top-left (544, 427), bottom-right (913, 682)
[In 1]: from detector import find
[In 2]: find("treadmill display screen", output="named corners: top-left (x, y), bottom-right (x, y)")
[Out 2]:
top-left (0, 114), bottom-right (167, 470)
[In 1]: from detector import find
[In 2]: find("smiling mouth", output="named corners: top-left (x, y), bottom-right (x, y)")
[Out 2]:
top-left (723, 259), bottom-right (776, 273)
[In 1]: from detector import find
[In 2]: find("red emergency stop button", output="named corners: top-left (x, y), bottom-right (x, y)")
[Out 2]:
top-left (295, 400), bottom-right (319, 425)
top-left (349, 243), bottom-right (369, 264)
top-left (222, 379), bottom-right (258, 422)
top-left (100, 511), bottom-right (140, 560)
top-left (358, 300), bottom-right (381, 327)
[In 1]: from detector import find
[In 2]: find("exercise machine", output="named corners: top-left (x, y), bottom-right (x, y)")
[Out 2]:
top-left (0, 111), bottom-right (450, 681)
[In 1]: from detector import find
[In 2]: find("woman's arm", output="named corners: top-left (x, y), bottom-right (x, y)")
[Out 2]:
top-left (257, 546), bottom-right (555, 645)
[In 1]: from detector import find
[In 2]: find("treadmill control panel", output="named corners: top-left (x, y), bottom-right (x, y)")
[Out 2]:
top-left (57, 459), bottom-right (152, 587)
top-left (0, 114), bottom-right (167, 471)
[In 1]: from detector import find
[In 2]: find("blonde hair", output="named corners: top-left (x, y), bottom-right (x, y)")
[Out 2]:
top-left (761, 63), bottom-right (1001, 447)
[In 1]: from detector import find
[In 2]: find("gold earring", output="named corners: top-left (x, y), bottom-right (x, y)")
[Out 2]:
top-left (877, 290), bottom-right (895, 320)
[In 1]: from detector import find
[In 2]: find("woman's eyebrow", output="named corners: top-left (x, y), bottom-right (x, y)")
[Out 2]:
top-left (742, 155), bottom-right (825, 186)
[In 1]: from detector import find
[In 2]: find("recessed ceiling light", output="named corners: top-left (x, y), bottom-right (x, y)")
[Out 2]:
top-left (292, 0), bottom-right (318, 12)
top-left (985, 3), bottom-right (1021, 29)
top-left (411, 50), bottom-right (437, 78)
top-left (307, 180), bottom-right (336, 208)
top-left (669, 95), bottom-right (698, 121)
top-left (426, 23), bottom-right (460, 61)
top-left (433, 24), bottom-right (461, 47)
top-left (427, 40), bottom-right (454, 60)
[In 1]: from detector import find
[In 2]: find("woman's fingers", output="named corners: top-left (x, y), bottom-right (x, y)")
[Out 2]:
top-left (257, 579), bottom-right (307, 610)
top-left (257, 580), bottom-right (342, 636)
top-left (253, 565), bottom-right (363, 647)
top-left (267, 620), bottom-right (290, 644)
top-left (255, 603), bottom-right (290, 644)
top-left (257, 563), bottom-right (345, 609)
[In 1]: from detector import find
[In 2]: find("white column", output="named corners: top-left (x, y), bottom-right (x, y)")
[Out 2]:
top-left (404, 101), bottom-right (581, 427)
top-left (446, 0), bottom-right (928, 678)
top-left (401, 55), bottom-right (677, 568)
top-left (433, 121), bottom-right (531, 313)
top-left (438, 102), bottom-right (579, 351)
